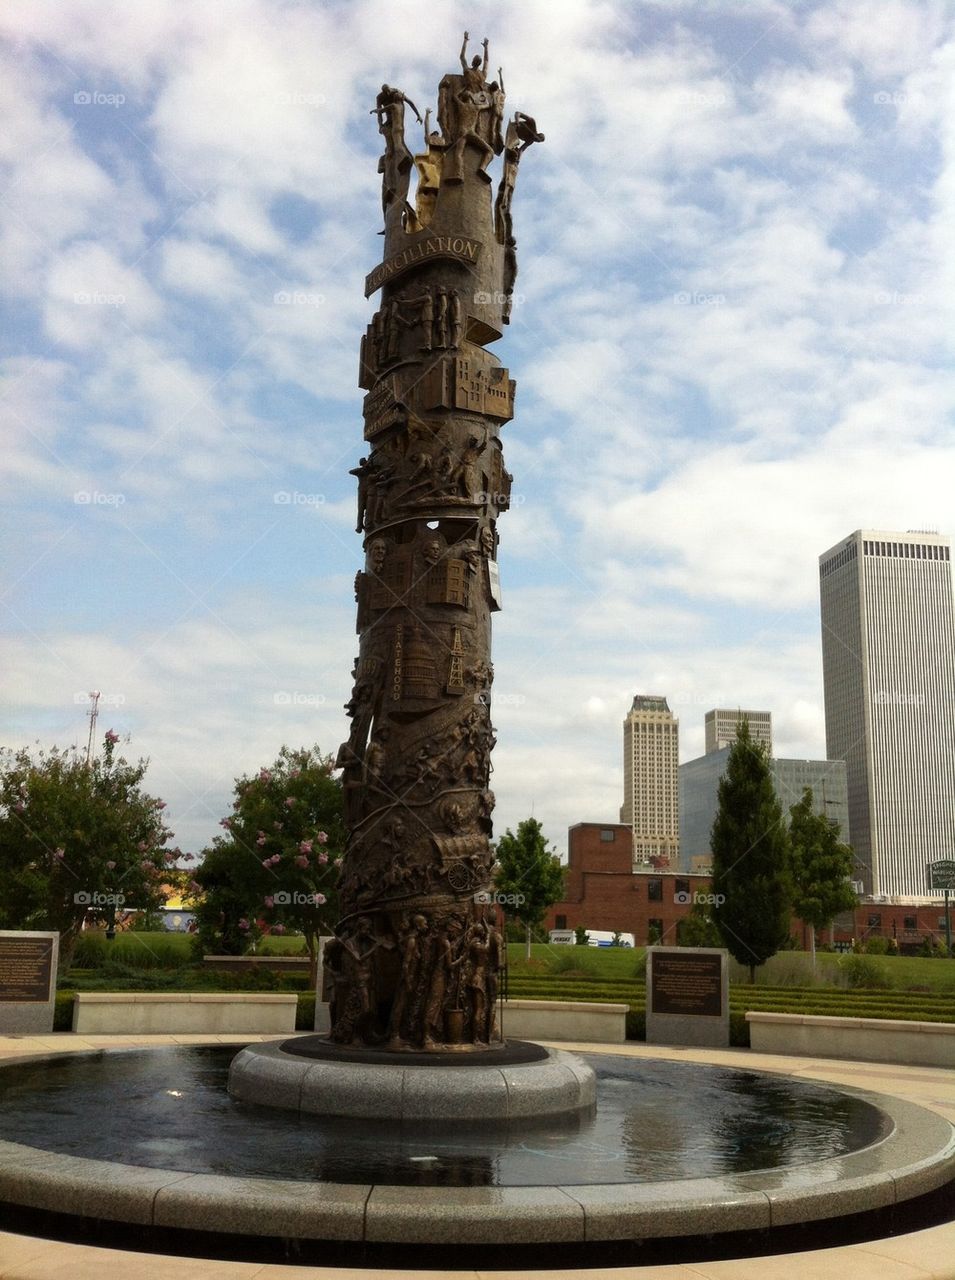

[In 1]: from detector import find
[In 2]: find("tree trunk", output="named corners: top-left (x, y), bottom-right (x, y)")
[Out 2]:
top-left (525, 922), bottom-right (531, 961)
top-left (809, 928), bottom-right (816, 968)
top-left (749, 963), bottom-right (756, 984)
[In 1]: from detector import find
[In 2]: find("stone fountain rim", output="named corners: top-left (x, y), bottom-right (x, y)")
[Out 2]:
top-left (0, 1046), bottom-right (953, 1244)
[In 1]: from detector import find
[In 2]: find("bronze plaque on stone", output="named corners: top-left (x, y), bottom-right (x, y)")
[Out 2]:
top-left (651, 950), bottom-right (722, 1017)
top-left (0, 934), bottom-right (55, 1003)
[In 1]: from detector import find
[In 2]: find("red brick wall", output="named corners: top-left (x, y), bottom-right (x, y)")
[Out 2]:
top-left (547, 824), bottom-right (954, 953)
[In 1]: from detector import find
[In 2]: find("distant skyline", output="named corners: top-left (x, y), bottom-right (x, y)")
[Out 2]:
top-left (3, 0), bottom-right (955, 858)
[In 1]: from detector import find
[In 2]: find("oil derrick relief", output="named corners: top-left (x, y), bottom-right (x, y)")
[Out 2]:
top-left (329, 34), bottom-right (543, 1050)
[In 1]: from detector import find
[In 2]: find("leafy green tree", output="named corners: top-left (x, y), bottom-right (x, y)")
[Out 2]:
top-left (788, 787), bottom-right (857, 966)
top-left (711, 720), bottom-right (792, 982)
top-left (677, 900), bottom-right (721, 947)
top-left (574, 924), bottom-right (589, 946)
top-left (0, 734), bottom-right (174, 970)
top-left (194, 746), bottom-right (344, 984)
top-left (494, 817), bottom-right (565, 959)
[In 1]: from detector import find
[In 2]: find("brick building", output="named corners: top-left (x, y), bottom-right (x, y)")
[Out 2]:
top-left (545, 823), bottom-right (713, 946)
top-left (545, 822), bottom-right (953, 954)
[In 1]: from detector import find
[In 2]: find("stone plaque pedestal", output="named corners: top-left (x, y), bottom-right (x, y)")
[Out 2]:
top-left (646, 946), bottom-right (729, 1049)
top-left (0, 931), bottom-right (59, 1035)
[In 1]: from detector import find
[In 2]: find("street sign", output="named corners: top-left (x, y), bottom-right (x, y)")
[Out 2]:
top-left (928, 860), bottom-right (955, 891)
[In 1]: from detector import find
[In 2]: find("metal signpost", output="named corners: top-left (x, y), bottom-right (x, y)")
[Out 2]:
top-left (928, 859), bottom-right (955, 956)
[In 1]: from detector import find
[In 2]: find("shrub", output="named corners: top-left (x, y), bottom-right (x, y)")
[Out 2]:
top-left (548, 949), bottom-right (597, 977)
top-left (71, 933), bottom-right (108, 968)
top-left (863, 937), bottom-right (891, 955)
top-left (730, 1012), bottom-right (750, 1047)
top-left (54, 991), bottom-right (75, 1031)
top-left (296, 992), bottom-right (316, 1031)
top-left (625, 1009), bottom-right (646, 1040)
top-left (838, 954), bottom-right (891, 989)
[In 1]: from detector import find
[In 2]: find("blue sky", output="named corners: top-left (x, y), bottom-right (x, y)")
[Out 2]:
top-left (3, 0), bottom-right (954, 857)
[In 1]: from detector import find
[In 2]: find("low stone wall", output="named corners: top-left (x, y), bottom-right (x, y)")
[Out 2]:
top-left (72, 992), bottom-right (298, 1035)
top-left (746, 1011), bottom-right (955, 1068)
top-left (501, 999), bottom-right (628, 1044)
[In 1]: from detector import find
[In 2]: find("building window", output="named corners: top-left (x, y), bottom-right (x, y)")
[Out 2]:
top-left (904, 916), bottom-right (917, 930)
top-left (648, 919), bottom-right (663, 945)
top-left (555, 914), bottom-right (567, 930)
top-left (600, 829), bottom-right (615, 842)
top-left (648, 879), bottom-right (663, 902)
top-left (867, 914), bottom-right (881, 927)
top-left (675, 878), bottom-right (690, 898)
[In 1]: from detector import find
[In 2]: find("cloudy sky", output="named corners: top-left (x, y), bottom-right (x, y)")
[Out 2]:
top-left (2, 0), bottom-right (954, 858)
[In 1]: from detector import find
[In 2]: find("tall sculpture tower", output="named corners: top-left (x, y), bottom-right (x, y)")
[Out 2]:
top-left (329, 35), bottom-right (543, 1051)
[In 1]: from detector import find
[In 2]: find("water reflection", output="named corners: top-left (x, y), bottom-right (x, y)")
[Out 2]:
top-left (0, 1048), bottom-right (889, 1188)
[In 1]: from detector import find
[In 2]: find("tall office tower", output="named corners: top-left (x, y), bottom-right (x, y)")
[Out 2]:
top-left (704, 708), bottom-right (773, 755)
top-left (819, 530), bottom-right (955, 899)
top-left (620, 695), bottom-right (680, 868)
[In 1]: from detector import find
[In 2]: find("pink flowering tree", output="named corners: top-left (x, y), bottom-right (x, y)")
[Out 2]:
top-left (0, 734), bottom-right (175, 970)
top-left (193, 746), bottom-right (344, 984)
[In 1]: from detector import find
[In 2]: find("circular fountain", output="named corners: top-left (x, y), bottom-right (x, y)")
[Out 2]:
top-left (0, 1043), bottom-right (953, 1253)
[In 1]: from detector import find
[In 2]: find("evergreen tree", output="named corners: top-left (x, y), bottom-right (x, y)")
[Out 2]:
top-left (711, 720), bottom-right (792, 982)
top-left (788, 787), bottom-right (857, 965)
top-left (494, 817), bottom-right (565, 959)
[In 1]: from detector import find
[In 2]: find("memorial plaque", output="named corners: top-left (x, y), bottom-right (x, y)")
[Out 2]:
top-left (651, 951), bottom-right (722, 1017)
top-left (646, 945), bottom-right (729, 1049)
top-left (0, 931), bottom-right (59, 1034)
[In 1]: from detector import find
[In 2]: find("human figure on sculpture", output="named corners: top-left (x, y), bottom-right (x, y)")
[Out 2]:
top-left (465, 920), bottom-right (493, 1045)
top-left (386, 913), bottom-right (428, 1046)
top-left (368, 537), bottom-right (388, 574)
top-left (434, 287), bottom-right (449, 347)
top-left (423, 917), bottom-right (465, 1048)
top-left (371, 84), bottom-right (422, 218)
top-left (459, 31), bottom-right (490, 93)
top-left (449, 289), bottom-right (463, 348)
top-left (449, 87), bottom-right (494, 183)
top-left (407, 289), bottom-right (434, 351)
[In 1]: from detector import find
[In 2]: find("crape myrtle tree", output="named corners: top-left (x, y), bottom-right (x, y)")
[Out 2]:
top-left (493, 817), bottom-right (565, 960)
top-left (788, 787), bottom-right (857, 966)
top-left (711, 720), bottom-right (793, 983)
top-left (193, 746), bottom-right (345, 985)
top-left (0, 733), bottom-right (175, 970)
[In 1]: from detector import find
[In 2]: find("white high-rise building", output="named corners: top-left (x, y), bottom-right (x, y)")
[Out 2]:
top-left (704, 708), bottom-right (773, 755)
top-left (819, 529), bottom-right (955, 899)
top-left (620, 695), bottom-right (679, 869)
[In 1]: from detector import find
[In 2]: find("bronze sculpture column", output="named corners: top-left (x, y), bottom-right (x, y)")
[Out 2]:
top-left (331, 35), bottom-right (542, 1051)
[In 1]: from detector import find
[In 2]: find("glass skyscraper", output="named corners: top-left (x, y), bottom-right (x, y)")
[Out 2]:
top-left (819, 529), bottom-right (955, 899)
